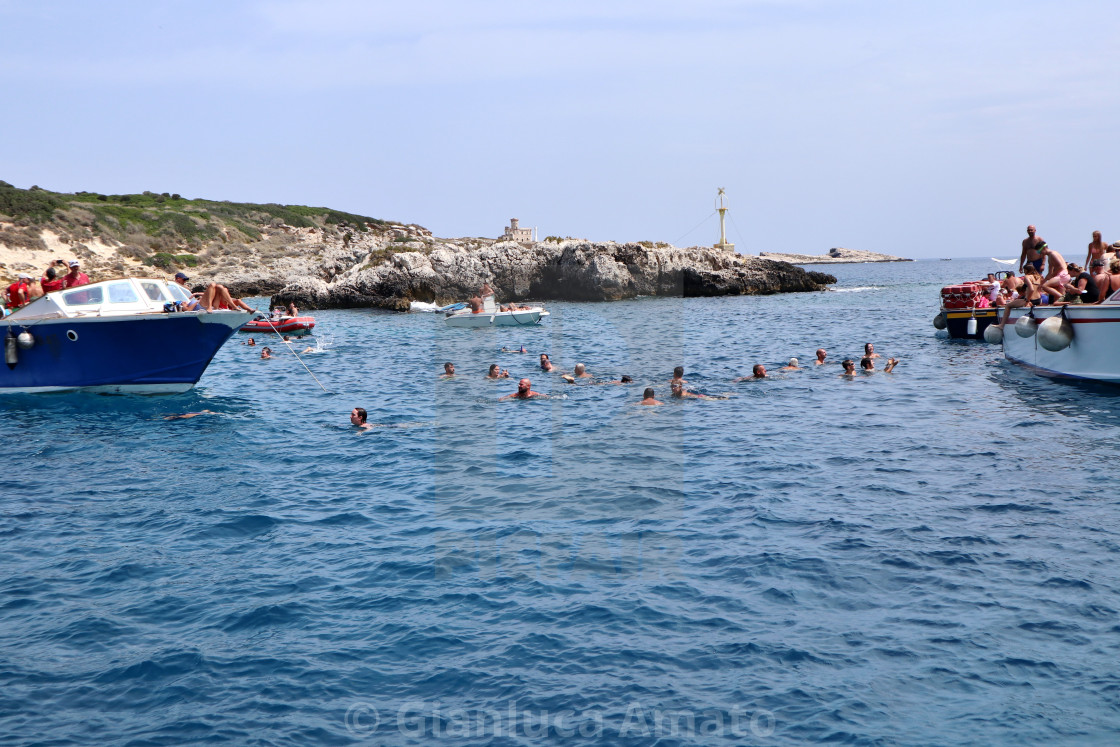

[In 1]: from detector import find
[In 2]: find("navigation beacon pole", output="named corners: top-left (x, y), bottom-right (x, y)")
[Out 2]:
top-left (714, 188), bottom-right (735, 253)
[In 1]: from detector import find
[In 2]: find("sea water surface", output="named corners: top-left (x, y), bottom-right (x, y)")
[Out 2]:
top-left (2, 259), bottom-right (1119, 745)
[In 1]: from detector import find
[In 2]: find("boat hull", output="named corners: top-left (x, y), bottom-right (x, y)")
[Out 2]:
top-left (1002, 305), bottom-right (1120, 383)
top-left (444, 309), bottom-right (549, 328)
top-left (1, 312), bottom-right (248, 394)
top-left (943, 307), bottom-right (1000, 339)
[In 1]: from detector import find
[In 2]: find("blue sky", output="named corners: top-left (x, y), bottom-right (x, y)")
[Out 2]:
top-left (2, 1), bottom-right (1118, 258)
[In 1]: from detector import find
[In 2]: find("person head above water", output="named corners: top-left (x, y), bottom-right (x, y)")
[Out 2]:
top-left (444, 362), bottom-right (455, 375)
top-left (861, 357), bottom-right (873, 370)
top-left (670, 381), bottom-right (684, 397)
top-left (753, 364), bottom-right (766, 378)
top-left (816, 348), bottom-right (827, 362)
top-left (350, 407), bottom-right (367, 426)
top-left (673, 366), bottom-right (684, 379)
top-left (864, 343), bottom-right (875, 355)
top-left (643, 387), bottom-right (655, 399)
top-left (621, 375), bottom-right (633, 383)
top-left (788, 357), bottom-right (799, 368)
top-left (488, 364), bottom-right (500, 376)
top-left (518, 378), bottom-right (531, 393)
top-left (574, 363), bottom-right (586, 375)
top-left (842, 359), bottom-right (855, 372)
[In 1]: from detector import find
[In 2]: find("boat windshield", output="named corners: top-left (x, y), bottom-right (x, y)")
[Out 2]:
top-left (167, 283), bottom-right (193, 303)
top-left (61, 286), bottom-right (104, 306)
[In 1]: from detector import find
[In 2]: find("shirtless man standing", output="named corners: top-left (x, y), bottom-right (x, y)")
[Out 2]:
top-left (1038, 246), bottom-right (1070, 300)
top-left (1086, 231), bottom-right (1109, 273)
top-left (1019, 225), bottom-right (1047, 273)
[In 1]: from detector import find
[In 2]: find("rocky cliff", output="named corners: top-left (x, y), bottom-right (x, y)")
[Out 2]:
top-left (270, 240), bottom-right (836, 311)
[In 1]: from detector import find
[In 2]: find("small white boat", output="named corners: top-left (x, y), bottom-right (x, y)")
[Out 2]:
top-left (443, 297), bottom-right (549, 328)
top-left (1001, 297), bottom-right (1120, 382)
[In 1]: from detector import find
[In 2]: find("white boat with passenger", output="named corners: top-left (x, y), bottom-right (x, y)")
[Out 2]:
top-left (1, 277), bottom-right (252, 394)
top-left (442, 296), bottom-right (549, 328)
top-left (996, 294), bottom-right (1120, 383)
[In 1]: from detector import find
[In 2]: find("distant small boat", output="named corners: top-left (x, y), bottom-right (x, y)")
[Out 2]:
top-left (240, 315), bottom-right (315, 334)
top-left (443, 297), bottom-right (548, 328)
top-left (940, 258), bottom-right (952, 261)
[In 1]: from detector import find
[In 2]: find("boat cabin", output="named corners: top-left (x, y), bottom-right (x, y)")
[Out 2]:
top-left (6, 278), bottom-right (195, 321)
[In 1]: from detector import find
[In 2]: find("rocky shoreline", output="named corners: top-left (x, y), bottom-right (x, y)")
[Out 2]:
top-left (758, 248), bottom-right (911, 264)
top-left (269, 240), bottom-right (836, 311)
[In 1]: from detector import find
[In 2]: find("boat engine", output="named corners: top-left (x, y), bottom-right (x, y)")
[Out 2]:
top-left (983, 324), bottom-right (1003, 344)
top-left (1037, 310), bottom-right (1074, 351)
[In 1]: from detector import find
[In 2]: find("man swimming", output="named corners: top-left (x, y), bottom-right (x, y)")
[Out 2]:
top-left (840, 359), bottom-right (857, 377)
top-left (639, 387), bottom-right (663, 406)
top-left (734, 364), bottom-right (767, 381)
top-left (441, 362), bottom-right (456, 378)
top-left (780, 358), bottom-right (800, 371)
top-left (561, 363), bottom-right (592, 382)
top-left (670, 381), bottom-right (727, 399)
top-left (815, 349), bottom-right (827, 365)
top-left (500, 378), bottom-right (548, 400)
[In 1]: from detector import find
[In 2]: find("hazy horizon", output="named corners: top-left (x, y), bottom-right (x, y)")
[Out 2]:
top-left (3, 1), bottom-right (1118, 260)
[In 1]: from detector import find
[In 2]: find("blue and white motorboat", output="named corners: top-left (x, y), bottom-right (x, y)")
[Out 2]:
top-left (443, 297), bottom-right (549, 328)
top-left (1, 277), bottom-right (252, 394)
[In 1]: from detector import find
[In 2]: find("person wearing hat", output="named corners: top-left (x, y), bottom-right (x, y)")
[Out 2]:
top-left (5, 273), bottom-right (33, 309)
top-left (40, 264), bottom-right (64, 294)
top-left (62, 260), bottom-right (89, 289)
top-left (172, 271), bottom-right (255, 313)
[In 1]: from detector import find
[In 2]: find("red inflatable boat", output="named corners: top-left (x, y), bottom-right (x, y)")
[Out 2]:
top-left (239, 315), bottom-right (316, 334)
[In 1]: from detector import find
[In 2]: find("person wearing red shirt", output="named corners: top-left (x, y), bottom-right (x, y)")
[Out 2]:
top-left (40, 266), bottom-right (64, 293)
top-left (5, 274), bottom-right (32, 309)
top-left (63, 260), bottom-right (89, 288)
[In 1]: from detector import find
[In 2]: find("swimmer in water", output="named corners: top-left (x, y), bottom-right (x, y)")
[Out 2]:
top-left (597, 375), bottom-right (634, 385)
top-left (441, 362), bottom-right (456, 379)
top-left (670, 366), bottom-right (687, 386)
top-left (501, 345), bottom-right (528, 353)
top-left (500, 378), bottom-right (549, 400)
top-left (540, 354), bottom-right (555, 372)
top-left (260, 347), bottom-right (273, 359)
top-left (863, 343), bottom-right (881, 360)
top-left (734, 364), bottom-right (767, 381)
top-left (639, 387), bottom-right (663, 406)
top-left (164, 409), bottom-right (216, 420)
top-left (670, 380), bottom-right (727, 400)
top-left (780, 358), bottom-right (800, 371)
top-left (815, 349), bottom-right (827, 365)
top-left (486, 364), bottom-right (510, 379)
top-left (840, 359), bottom-right (857, 377)
top-left (244, 337), bottom-right (256, 346)
top-left (884, 357), bottom-right (900, 372)
top-left (350, 407), bottom-right (374, 430)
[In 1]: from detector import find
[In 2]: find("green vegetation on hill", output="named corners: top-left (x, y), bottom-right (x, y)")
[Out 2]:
top-left (0, 180), bottom-right (391, 266)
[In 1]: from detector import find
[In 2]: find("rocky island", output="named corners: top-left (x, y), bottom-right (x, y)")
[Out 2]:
top-left (759, 247), bottom-right (911, 264)
top-left (1, 181), bottom-right (836, 309)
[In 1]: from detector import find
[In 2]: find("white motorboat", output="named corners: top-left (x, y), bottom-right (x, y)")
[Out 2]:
top-left (1000, 298), bottom-right (1120, 382)
top-left (443, 297), bottom-right (549, 328)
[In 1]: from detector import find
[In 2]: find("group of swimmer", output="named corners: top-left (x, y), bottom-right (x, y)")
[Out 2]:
top-left (997, 225), bottom-right (1120, 326)
top-left (346, 342), bottom-right (901, 426)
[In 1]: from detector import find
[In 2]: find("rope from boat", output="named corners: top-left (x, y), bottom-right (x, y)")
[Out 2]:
top-left (262, 319), bottom-right (330, 393)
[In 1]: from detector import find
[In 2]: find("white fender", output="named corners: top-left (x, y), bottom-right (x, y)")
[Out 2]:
top-left (983, 324), bottom-right (1003, 344)
top-left (1037, 314), bottom-right (1074, 351)
top-left (1014, 314), bottom-right (1036, 338)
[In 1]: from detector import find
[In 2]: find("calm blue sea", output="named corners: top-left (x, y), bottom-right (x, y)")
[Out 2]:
top-left (2, 258), bottom-right (1119, 746)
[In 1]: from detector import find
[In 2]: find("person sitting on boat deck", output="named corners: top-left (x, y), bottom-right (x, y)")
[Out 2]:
top-left (441, 362), bottom-right (456, 378)
top-left (486, 364), bottom-right (510, 379)
top-left (1019, 225), bottom-right (1047, 273)
top-left (350, 407), bottom-right (373, 430)
top-left (5, 274), bottom-right (32, 309)
top-left (840, 359), bottom-right (857, 377)
top-left (500, 378), bottom-right (548, 400)
top-left (1086, 231), bottom-right (1109, 273)
top-left (863, 343), bottom-right (881, 359)
top-left (998, 277), bottom-right (1044, 328)
top-left (539, 353), bottom-right (555, 372)
top-left (639, 387), bottom-right (663, 406)
top-left (1100, 259), bottom-right (1120, 302)
top-left (1038, 246), bottom-right (1071, 300)
top-left (1092, 258), bottom-right (1112, 301)
top-left (780, 357), bottom-right (801, 371)
top-left (1054, 262), bottom-right (1100, 304)
top-left (734, 364), bottom-right (768, 381)
top-left (62, 260), bottom-right (89, 288)
top-left (260, 347), bottom-right (273, 359)
top-left (500, 302), bottom-right (530, 311)
top-left (173, 272), bottom-right (255, 313)
top-left (815, 349), bottom-right (828, 365)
